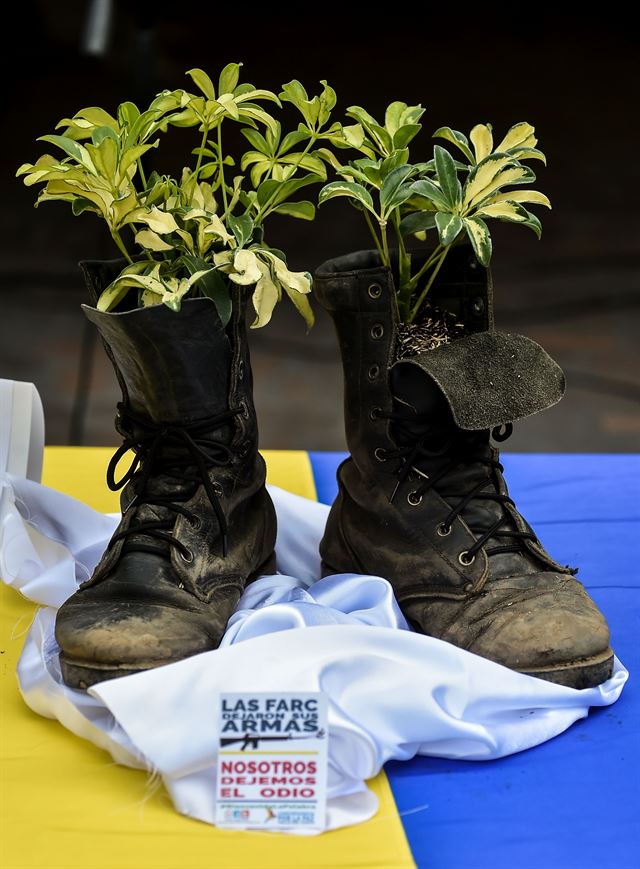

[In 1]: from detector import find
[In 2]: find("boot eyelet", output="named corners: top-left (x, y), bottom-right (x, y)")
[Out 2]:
top-left (370, 406), bottom-right (381, 421)
top-left (368, 364), bottom-right (380, 380)
top-left (469, 259), bottom-right (478, 270)
top-left (189, 515), bottom-right (202, 530)
top-left (368, 283), bottom-right (382, 299)
top-left (437, 523), bottom-right (452, 537)
top-left (471, 297), bottom-right (485, 317)
top-left (180, 548), bottom-right (194, 564)
top-left (458, 550), bottom-right (475, 566)
top-left (370, 323), bottom-right (384, 340)
top-left (407, 491), bottom-right (422, 506)
top-left (374, 447), bottom-right (388, 462)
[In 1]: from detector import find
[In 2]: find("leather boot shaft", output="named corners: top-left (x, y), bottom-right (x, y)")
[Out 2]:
top-left (314, 243), bottom-right (493, 476)
top-left (55, 261), bottom-right (276, 688)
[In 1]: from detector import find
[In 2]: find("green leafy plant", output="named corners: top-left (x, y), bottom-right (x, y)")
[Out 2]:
top-left (17, 64), bottom-right (345, 329)
top-left (319, 105), bottom-right (551, 323)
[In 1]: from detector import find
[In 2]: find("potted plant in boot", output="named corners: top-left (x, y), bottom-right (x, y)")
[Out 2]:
top-left (314, 104), bottom-right (614, 688)
top-left (16, 63), bottom-right (346, 689)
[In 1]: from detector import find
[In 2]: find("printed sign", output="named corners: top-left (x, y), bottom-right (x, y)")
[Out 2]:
top-left (215, 692), bottom-right (328, 830)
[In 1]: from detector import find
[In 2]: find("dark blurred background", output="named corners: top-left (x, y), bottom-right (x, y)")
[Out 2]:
top-left (2, 2), bottom-right (639, 450)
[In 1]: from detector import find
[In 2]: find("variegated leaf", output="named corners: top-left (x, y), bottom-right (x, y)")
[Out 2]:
top-left (462, 154), bottom-right (515, 208)
top-left (507, 147), bottom-right (546, 164)
top-left (97, 271), bottom-right (166, 312)
top-left (399, 211), bottom-right (437, 237)
top-left (342, 123), bottom-right (366, 148)
top-left (218, 62), bottom-right (241, 96)
top-left (466, 164), bottom-right (536, 211)
top-left (476, 203), bottom-right (542, 238)
top-left (384, 101), bottom-right (409, 135)
top-left (202, 214), bottom-right (234, 244)
top-left (434, 146), bottom-right (462, 210)
top-left (474, 200), bottom-right (528, 221)
top-left (380, 166), bottom-right (414, 218)
top-left (250, 260), bottom-right (280, 328)
top-left (318, 181), bottom-right (377, 215)
top-left (435, 212), bottom-right (463, 246)
top-left (410, 178), bottom-right (449, 210)
top-left (282, 282), bottom-right (314, 329)
top-left (119, 142), bottom-right (159, 179)
top-left (432, 127), bottom-right (474, 163)
top-left (185, 268), bottom-right (215, 290)
top-left (464, 217), bottom-right (492, 266)
top-left (238, 105), bottom-right (279, 138)
top-left (141, 289), bottom-right (159, 307)
top-left (481, 189), bottom-right (551, 209)
top-left (37, 134), bottom-right (97, 174)
top-left (85, 137), bottom-right (118, 180)
top-left (135, 228), bottom-right (174, 251)
top-left (109, 190), bottom-right (137, 226)
top-left (217, 93), bottom-right (240, 120)
top-left (470, 124), bottom-right (493, 164)
top-left (260, 251), bottom-right (313, 328)
top-left (494, 122), bottom-right (536, 153)
top-left (273, 201), bottom-right (316, 220)
top-left (72, 106), bottom-right (120, 129)
top-left (229, 249), bottom-right (262, 285)
top-left (123, 206), bottom-right (179, 233)
top-left (174, 228), bottom-right (195, 254)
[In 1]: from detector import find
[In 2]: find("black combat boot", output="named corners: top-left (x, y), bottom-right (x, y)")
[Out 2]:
top-left (314, 242), bottom-right (613, 689)
top-left (55, 260), bottom-right (277, 689)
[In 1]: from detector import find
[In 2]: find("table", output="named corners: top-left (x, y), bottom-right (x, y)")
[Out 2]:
top-left (1, 449), bottom-right (637, 869)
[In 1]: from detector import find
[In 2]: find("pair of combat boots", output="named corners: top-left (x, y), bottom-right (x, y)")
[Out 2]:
top-left (55, 243), bottom-right (614, 691)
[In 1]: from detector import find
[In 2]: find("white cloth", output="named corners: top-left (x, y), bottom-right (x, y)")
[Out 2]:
top-left (0, 384), bottom-right (628, 834)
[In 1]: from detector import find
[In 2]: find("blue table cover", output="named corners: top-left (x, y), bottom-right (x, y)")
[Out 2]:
top-left (309, 452), bottom-right (639, 869)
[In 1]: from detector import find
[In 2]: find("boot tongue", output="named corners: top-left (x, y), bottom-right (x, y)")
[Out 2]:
top-left (389, 363), bottom-right (506, 537)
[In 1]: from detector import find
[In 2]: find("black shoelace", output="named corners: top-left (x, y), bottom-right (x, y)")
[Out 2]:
top-left (106, 404), bottom-right (242, 561)
top-left (375, 409), bottom-right (537, 563)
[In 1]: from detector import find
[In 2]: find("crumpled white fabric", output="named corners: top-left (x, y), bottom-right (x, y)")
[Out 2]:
top-left (0, 382), bottom-right (628, 834)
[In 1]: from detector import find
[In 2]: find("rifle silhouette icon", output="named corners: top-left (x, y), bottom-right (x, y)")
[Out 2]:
top-left (220, 730), bottom-right (326, 751)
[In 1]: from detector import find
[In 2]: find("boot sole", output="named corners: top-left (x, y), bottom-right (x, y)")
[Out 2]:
top-left (520, 648), bottom-right (614, 689)
top-left (322, 561), bottom-right (614, 689)
top-left (59, 552), bottom-right (278, 691)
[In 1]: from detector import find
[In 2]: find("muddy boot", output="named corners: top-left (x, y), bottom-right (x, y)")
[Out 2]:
top-left (314, 243), bottom-right (613, 689)
top-left (55, 260), bottom-right (277, 689)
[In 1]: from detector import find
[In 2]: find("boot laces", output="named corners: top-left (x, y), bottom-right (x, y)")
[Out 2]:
top-left (376, 410), bottom-right (537, 560)
top-left (106, 403), bottom-right (242, 561)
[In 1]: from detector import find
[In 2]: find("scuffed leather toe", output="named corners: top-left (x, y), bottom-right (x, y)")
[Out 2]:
top-left (55, 599), bottom-right (222, 669)
top-left (406, 573), bottom-right (613, 688)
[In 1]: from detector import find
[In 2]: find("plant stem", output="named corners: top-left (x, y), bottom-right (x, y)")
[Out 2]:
top-left (137, 158), bottom-right (148, 190)
top-left (364, 210), bottom-right (385, 261)
top-left (391, 211), bottom-right (412, 319)
top-left (111, 229), bottom-right (134, 264)
top-left (253, 131), bottom-right (318, 223)
top-left (407, 244), bottom-right (445, 292)
top-left (217, 124), bottom-right (229, 216)
top-left (194, 123), bottom-right (209, 178)
top-left (407, 248), bottom-right (449, 324)
top-left (380, 220), bottom-right (390, 268)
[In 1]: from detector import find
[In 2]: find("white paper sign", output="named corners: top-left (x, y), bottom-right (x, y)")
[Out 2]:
top-left (215, 692), bottom-right (328, 830)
